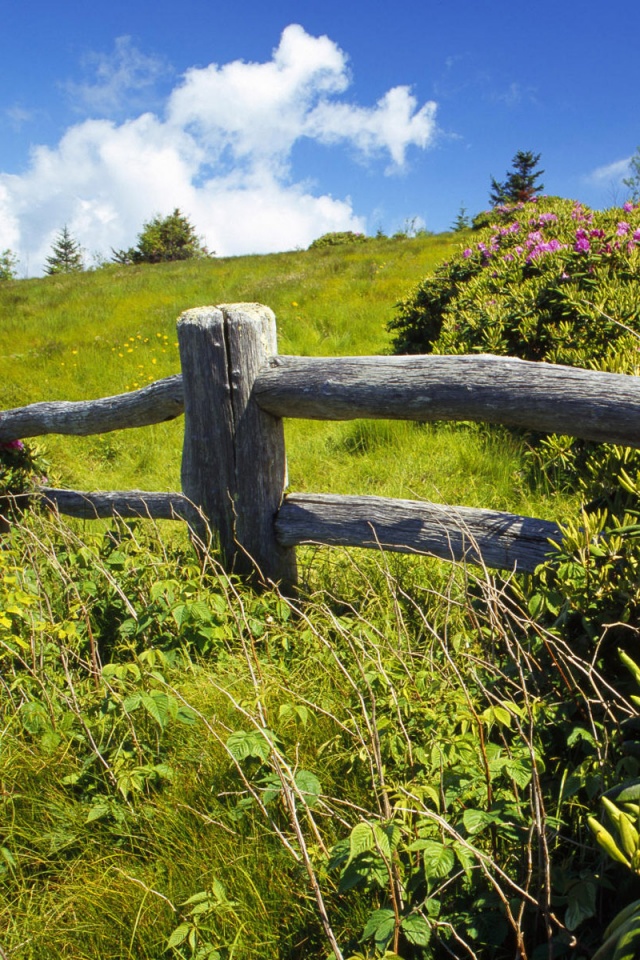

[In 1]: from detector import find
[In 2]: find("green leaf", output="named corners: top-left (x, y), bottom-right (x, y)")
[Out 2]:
top-left (401, 913), bottom-right (431, 947)
top-left (166, 923), bottom-right (191, 948)
top-left (176, 705), bottom-right (197, 725)
top-left (85, 803), bottom-right (111, 824)
top-left (565, 879), bottom-right (596, 931)
top-left (294, 770), bottom-right (321, 808)
top-left (361, 908), bottom-right (396, 949)
top-left (141, 691), bottom-right (169, 729)
top-left (348, 823), bottom-right (376, 863)
top-left (421, 840), bottom-right (455, 881)
top-left (463, 809), bottom-right (493, 834)
top-left (226, 729), bottom-right (270, 762)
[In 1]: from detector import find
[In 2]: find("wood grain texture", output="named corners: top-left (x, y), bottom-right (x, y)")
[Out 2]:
top-left (255, 354), bottom-right (640, 446)
top-left (0, 376), bottom-right (184, 441)
top-left (276, 493), bottom-right (561, 572)
top-left (177, 304), bottom-right (295, 586)
top-left (177, 307), bottom-right (235, 550)
top-left (221, 303), bottom-right (297, 585)
top-left (38, 487), bottom-right (196, 521)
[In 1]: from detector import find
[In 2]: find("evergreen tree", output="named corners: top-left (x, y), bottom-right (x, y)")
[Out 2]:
top-left (0, 249), bottom-right (18, 281)
top-left (44, 226), bottom-right (84, 275)
top-left (623, 146), bottom-right (640, 201)
top-left (489, 151), bottom-right (545, 206)
top-left (112, 209), bottom-right (211, 265)
top-left (451, 205), bottom-right (470, 231)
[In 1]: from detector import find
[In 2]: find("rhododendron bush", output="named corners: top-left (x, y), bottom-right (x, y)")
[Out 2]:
top-left (389, 196), bottom-right (640, 367)
top-left (389, 196), bottom-right (640, 491)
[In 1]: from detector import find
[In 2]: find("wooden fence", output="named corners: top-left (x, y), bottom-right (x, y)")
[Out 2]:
top-left (3, 301), bottom-right (640, 587)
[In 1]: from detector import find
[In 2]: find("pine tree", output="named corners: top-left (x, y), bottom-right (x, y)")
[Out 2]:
top-left (451, 205), bottom-right (470, 231)
top-left (112, 209), bottom-right (211, 265)
top-left (489, 151), bottom-right (545, 206)
top-left (44, 226), bottom-right (84, 274)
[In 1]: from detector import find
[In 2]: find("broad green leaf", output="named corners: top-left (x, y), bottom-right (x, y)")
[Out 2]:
top-left (226, 729), bottom-right (270, 762)
top-left (401, 913), bottom-right (431, 947)
top-left (85, 803), bottom-right (110, 824)
top-left (421, 840), bottom-right (455, 881)
top-left (294, 770), bottom-right (321, 808)
top-left (183, 890), bottom-right (211, 905)
top-left (189, 600), bottom-right (213, 623)
top-left (176, 705), bottom-right (197, 725)
top-left (141, 691), bottom-right (169, 729)
top-left (463, 809), bottom-right (493, 834)
top-left (361, 908), bottom-right (396, 949)
top-left (348, 823), bottom-right (376, 862)
top-left (565, 879), bottom-right (596, 931)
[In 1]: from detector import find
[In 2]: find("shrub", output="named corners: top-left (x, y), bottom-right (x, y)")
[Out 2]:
top-left (308, 230), bottom-right (368, 250)
top-left (390, 196), bottom-right (640, 655)
top-left (389, 196), bottom-right (640, 367)
top-left (0, 248), bottom-right (18, 281)
top-left (112, 209), bottom-right (211, 265)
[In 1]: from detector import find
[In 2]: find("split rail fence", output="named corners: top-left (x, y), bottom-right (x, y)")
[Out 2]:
top-left (2, 302), bottom-right (640, 588)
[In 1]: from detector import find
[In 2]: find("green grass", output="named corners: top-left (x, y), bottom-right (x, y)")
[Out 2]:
top-left (0, 236), bottom-right (625, 959)
top-left (0, 231), bottom-right (576, 524)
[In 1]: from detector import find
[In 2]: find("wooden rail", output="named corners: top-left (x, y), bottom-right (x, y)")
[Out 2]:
top-left (3, 301), bottom-right (635, 585)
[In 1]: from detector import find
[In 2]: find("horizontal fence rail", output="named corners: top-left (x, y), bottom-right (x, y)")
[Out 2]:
top-left (0, 375), bottom-right (183, 441)
top-left (2, 301), bottom-right (634, 585)
top-left (4, 357), bottom-right (640, 449)
top-left (276, 494), bottom-right (560, 573)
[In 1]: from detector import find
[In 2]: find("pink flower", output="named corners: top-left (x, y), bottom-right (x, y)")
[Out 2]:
top-left (462, 248), bottom-right (473, 258)
top-left (574, 236), bottom-right (590, 253)
top-left (634, 229), bottom-right (640, 241)
top-left (617, 221), bottom-right (630, 236)
top-left (0, 439), bottom-right (24, 451)
top-left (623, 201), bottom-right (635, 213)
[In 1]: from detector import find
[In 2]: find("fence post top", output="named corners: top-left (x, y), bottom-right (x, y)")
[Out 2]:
top-left (177, 303), bottom-right (274, 330)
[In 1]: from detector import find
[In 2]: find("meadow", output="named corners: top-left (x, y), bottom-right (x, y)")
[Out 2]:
top-left (0, 223), bottom-right (636, 960)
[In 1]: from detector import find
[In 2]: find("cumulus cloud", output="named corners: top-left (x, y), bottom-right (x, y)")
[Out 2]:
top-left (0, 25), bottom-right (438, 274)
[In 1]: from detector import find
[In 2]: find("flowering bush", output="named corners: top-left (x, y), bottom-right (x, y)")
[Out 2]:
top-left (0, 439), bottom-right (48, 497)
top-left (389, 196), bottom-right (640, 368)
top-left (389, 196), bottom-right (640, 496)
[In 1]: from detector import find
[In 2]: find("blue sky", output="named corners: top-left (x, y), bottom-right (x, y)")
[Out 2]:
top-left (1, 0), bottom-right (638, 275)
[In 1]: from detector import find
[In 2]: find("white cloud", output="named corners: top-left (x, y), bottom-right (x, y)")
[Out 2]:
top-left (0, 25), bottom-right (438, 274)
top-left (586, 156), bottom-right (632, 184)
top-left (64, 36), bottom-right (172, 117)
top-left (307, 86), bottom-right (437, 169)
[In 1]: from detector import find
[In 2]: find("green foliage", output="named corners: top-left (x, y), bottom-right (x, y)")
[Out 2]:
top-left (450, 205), bottom-right (470, 231)
top-left (44, 225), bottom-right (84, 274)
top-left (389, 196), bottom-right (640, 493)
top-left (113, 208), bottom-right (211, 265)
top-left (0, 439), bottom-right (48, 496)
top-left (0, 248), bottom-right (18, 281)
top-left (308, 230), bottom-right (369, 250)
top-left (489, 150), bottom-right (544, 205)
top-left (623, 146), bottom-right (640, 202)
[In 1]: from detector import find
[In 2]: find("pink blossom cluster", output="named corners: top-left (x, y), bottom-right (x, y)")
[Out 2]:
top-left (462, 198), bottom-right (640, 267)
top-left (0, 439), bottom-right (25, 452)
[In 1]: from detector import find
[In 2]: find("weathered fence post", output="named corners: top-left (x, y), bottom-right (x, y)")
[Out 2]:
top-left (177, 303), bottom-right (297, 587)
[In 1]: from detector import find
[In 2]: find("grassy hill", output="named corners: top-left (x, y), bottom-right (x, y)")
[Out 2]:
top-left (0, 232), bottom-right (573, 523)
